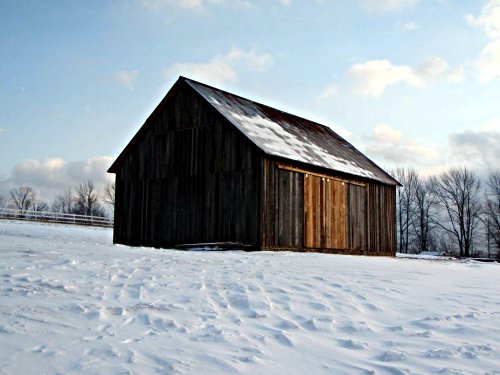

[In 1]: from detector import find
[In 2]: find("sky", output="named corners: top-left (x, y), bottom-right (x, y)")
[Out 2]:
top-left (1, 0), bottom-right (500, 202)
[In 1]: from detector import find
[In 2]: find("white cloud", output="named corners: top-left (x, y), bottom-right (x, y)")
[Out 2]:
top-left (403, 21), bottom-right (418, 31)
top-left (359, 0), bottom-right (417, 12)
top-left (449, 128), bottom-right (500, 169)
top-left (114, 70), bottom-right (140, 88)
top-left (180, 0), bottom-right (204, 11)
top-left (349, 57), bottom-right (462, 96)
top-left (166, 60), bottom-right (237, 85)
top-left (477, 39), bottom-right (500, 83)
top-left (364, 124), bottom-right (439, 165)
top-left (415, 57), bottom-right (448, 78)
top-left (363, 122), bottom-right (500, 172)
top-left (164, 47), bottom-right (273, 86)
top-left (467, 0), bottom-right (500, 82)
top-left (224, 48), bottom-right (273, 70)
top-left (0, 157), bottom-right (115, 203)
top-left (279, 0), bottom-right (292, 5)
top-left (319, 83), bottom-right (338, 100)
top-left (140, 0), bottom-right (203, 12)
top-left (372, 123), bottom-right (402, 143)
top-left (0, 128), bottom-right (8, 134)
top-left (466, 0), bottom-right (500, 39)
top-left (447, 65), bottom-right (466, 83)
top-left (349, 59), bottom-right (424, 96)
top-left (138, 0), bottom-right (251, 13)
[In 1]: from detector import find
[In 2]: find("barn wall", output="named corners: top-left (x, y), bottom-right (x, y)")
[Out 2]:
top-left (113, 82), bottom-right (262, 247)
top-left (261, 160), bottom-right (304, 250)
top-left (261, 161), bottom-right (396, 255)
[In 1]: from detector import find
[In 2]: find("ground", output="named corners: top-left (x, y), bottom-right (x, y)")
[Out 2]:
top-left (0, 220), bottom-right (499, 374)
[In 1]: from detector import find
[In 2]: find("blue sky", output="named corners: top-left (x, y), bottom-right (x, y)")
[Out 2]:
top-left (1, 0), bottom-right (500, 201)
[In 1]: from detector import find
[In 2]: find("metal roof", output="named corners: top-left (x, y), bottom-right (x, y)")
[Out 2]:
top-left (186, 78), bottom-right (399, 185)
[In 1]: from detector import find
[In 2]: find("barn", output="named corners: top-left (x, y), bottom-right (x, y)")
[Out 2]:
top-left (108, 76), bottom-right (399, 255)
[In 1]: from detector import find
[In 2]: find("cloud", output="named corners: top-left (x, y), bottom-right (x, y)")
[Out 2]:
top-left (466, 0), bottom-right (500, 39)
top-left (166, 60), bottom-right (237, 85)
top-left (467, 0), bottom-right (500, 82)
top-left (349, 57), bottom-right (462, 96)
top-left (476, 39), bottom-right (500, 83)
top-left (414, 57), bottom-right (448, 78)
top-left (0, 157), bottom-right (115, 203)
top-left (359, 0), bottom-right (417, 12)
top-left (138, 0), bottom-right (251, 13)
top-left (364, 124), bottom-right (439, 165)
top-left (449, 128), bottom-right (500, 169)
top-left (164, 47), bottom-right (273, 86)
top-left (447, 66), bottom-right (466, 83)
top-left (319, 83), bottom-right (338, 99)
top-left (140, 0), bottom-right (203, 12)
top-left (403, 21), bottom-right (418, 31)
top-left (0, 128), bottom-right (8, 134)
top-left (349, 59), bottom-right (423, 96)
top-left (114, 70), bottom-right (140, 88)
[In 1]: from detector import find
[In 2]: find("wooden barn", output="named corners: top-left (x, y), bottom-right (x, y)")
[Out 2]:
top-left (108, 77), bottom-right (400, 255)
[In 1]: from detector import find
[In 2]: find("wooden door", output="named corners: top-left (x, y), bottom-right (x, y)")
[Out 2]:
top-left (304, 175), bottom-right (346, 249)
top-left (347, 184), bottom-right (367, 251)
top-left (277, 169), bottom-right (304, 247)
top-left (325, 179), bottom-right (347, 249)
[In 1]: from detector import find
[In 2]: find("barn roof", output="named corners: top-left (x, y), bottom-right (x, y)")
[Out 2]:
top-left (185, 78), bottom-right (399, 185)
top-left (109, 76), bottom-right (399, 185)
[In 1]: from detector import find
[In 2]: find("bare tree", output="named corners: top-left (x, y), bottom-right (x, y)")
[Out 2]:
top-left (33, 201), bottom-right (49, 212)
top-left (0, 193), bottom-right (6, 208)
top-left (10, 186), bottom-right (37, 212)
top-left (74, 180), bottom-right (105, 217)
top-left (431, 167), bottom-right (482, 257)
top-left (52, 187), bottom-right (75, 214)
top-left (393, 168), bottom-right (417, 253)
top-left (102, 182), bottom-right (115, 211)
top-left (411, 175), bottom-right (437, 252)
top-left (482, 170), bottom-right (500, 258)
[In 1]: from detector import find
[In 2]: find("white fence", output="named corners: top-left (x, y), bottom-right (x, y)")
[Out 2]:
top-left (0, 207), bottom-right (114, 228)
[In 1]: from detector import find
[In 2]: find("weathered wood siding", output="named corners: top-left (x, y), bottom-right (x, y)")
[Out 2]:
top-left (261, 160), bottom-right (304, 249)
top-left (114, 82), bottom-right (262, 247)
top-left (261, 161), bottom-right (396, 254)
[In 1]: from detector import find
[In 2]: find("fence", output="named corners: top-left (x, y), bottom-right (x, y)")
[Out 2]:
top-left (0, 207), bottom-right (114, 228)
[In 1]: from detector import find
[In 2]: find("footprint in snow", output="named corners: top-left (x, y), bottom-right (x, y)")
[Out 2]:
top-left (308, 302), bottom-right (332, 311)
top-left (339, 339), bottom-right (369, 350)
top-left (379, 349), bottom-right (408, 362)
top-left (272, 330), bottom-right (294, 347)
top-left (365, 303), bottom-right (383, 312)
top-left (411, 330), bottom-right (434, 338)
top-left (275, 318), bottom-right (300, 330)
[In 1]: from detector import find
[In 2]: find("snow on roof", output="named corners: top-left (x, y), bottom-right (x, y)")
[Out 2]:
top-left (186, 78), bottom-right (398, 185)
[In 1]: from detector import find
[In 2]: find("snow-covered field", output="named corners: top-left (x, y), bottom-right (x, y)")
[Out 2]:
top-left (0, 220), bottom-right (499, 375)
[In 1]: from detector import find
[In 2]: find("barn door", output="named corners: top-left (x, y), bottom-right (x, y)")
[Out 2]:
top-left (277, 169), bottom-right (304, 247)
top-left (346, 184), bottom-right (367, 251)
top-left (304, 175), bottom-right (346, 249)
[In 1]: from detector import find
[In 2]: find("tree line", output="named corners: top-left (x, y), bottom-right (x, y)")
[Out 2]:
top-left (0, 181), bottom-right (115, 218)
top-left (393, 167), bottom-right (500, 259)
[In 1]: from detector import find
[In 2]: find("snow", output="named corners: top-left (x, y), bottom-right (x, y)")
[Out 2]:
top-left (188, 81), bottom-right (381, 182)
top-left (1, 220), bottom-right (500, 374)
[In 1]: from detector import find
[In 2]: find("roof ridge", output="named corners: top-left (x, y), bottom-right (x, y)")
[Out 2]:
top-left (181, 76), bottom-right (339, 136)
